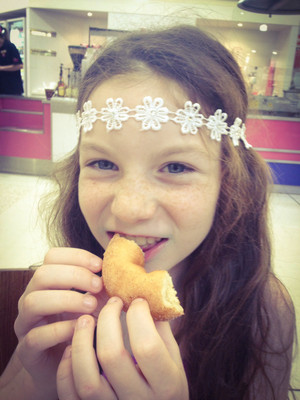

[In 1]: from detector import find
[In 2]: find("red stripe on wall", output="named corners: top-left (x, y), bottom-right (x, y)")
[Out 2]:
top-left (246, 118), bottom-right (300, 151)
top-left (256, 150), bottom-right (300, 162)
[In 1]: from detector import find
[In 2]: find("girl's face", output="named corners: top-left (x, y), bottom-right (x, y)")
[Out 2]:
top-left (78, 74), bottom-right (221, 278)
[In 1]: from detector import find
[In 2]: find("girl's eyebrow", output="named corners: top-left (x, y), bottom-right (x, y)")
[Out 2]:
top-left (80, 142), bottom-right (214, 160)
top-left (156, 145), bottom-right (211, 159)
top-left (79, 143), bottom-right (110, 154)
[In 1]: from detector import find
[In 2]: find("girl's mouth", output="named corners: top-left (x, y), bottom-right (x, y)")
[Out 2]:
top-left (119, 234), bottom-right (163, 250)
top-left (108, 232), bottom-right (167, 259)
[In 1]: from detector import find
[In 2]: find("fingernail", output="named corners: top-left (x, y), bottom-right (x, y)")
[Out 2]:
top-left (107, 296), bottom-right (122, 304)
top-left (83, 295), bottom-right (96, 308)
top-left (131, 298), bottom-right (145, 304)
top-left (90, 257), bottom-right (101, 270)
top-left (63, 346), bottom-right (72, 359)
top-left (77, 316), bottom-right (90, 329)
top-left (91, 276), bottom-right (101, 290)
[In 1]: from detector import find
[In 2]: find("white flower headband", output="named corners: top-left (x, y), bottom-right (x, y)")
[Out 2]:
top-left (76, 96), bottom-right (251, 148)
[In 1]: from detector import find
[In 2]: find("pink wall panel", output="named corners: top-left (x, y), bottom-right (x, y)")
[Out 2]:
top-left (257, 151), bottom-right (300, 162)
top-left (0, 112), bottom-right (44, 131)
top-left (246, 118), bottom-right (300, 163)
top-left (0, 130), bottom-right (51, 159)
top-left (0, 100), bottom-right (51, 160)
top-left (0, 98), bottom-right (43, 112)
top-left (246, 118), bottom-right (300, 150)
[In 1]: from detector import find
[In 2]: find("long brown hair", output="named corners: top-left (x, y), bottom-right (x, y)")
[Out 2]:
top-left (45, 26), bottom-right (294, 399)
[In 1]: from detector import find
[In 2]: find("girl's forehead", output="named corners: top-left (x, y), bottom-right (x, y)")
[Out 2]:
top-left (88, 74), bottom-right (189, 108)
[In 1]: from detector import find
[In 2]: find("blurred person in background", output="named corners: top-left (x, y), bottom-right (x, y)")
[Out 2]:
top-left (0, 25), bottom-right (23, 95)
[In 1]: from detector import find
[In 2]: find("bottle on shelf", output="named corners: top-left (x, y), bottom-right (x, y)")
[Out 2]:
top-left (65, 68), bottom-right (72, 97)
top-left (57, 63), bottom-right (66, 97)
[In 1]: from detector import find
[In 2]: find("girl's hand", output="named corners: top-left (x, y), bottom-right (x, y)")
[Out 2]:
top-left (13, 247), bottom-right (107, 397)
top-left (57, 297), bottom-right (189, 400)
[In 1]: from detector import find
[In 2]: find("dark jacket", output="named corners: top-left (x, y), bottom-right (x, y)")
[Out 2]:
top-left (0, 40), bottom-right (23, 95)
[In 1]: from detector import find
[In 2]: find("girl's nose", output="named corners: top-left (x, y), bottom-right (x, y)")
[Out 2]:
top-left (110, 179), bottom-right (157, 224)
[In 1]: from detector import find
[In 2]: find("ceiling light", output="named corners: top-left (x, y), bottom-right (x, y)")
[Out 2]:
top-left (259, 24), bottom-right (268, 31)
top-left (30, 29), bottom-right (56, 37)
top-left (237, 23), bottom-right (243, 27)
top-left (251, 49), bottom-right (256, 53)
top-left (87, 12), bottom-right (93, 17)
top-left (272, 51), bottom-right (278, 55)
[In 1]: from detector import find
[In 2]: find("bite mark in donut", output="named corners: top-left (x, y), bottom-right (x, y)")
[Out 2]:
top-left (102, 234), bottom-right (184, 321)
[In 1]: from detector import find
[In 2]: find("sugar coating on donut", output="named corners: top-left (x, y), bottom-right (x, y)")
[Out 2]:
top-left (102, 234), bottom-right (184, 321)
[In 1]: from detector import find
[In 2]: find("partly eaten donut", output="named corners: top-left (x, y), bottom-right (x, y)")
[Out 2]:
top-left (102, 234), bottom-right (184, 321)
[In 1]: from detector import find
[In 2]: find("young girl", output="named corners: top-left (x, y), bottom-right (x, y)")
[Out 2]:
top-left (0, 25), bottom-right (295, 400)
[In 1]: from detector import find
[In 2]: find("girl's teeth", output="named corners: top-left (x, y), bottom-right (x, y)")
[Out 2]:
top-left (121, 234), bottom-right (161, 247)
top-left (132, 236), bottom-right (147, 246)
top-left (146, 237), bottom-right (156, 245)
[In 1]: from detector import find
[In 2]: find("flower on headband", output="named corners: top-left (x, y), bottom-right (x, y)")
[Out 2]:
top-left (80, 101), bottom-right (99, 133)
top-left (135, 97), bottom-right (169, 131)
top-left (228, 118), bottom-right (252, 148)
top-left (238, 122), bottom-right (252, 149)
top-left (206, 109), bottom-right (229, 142)
top-left (173, 101), bottom-right (204, 135)
top-left (100, 98), bottom-right (130, 131)
top-left (229, 117), bottom-right (244, 147)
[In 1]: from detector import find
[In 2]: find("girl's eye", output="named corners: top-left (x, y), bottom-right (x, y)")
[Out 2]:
top-left (163, 163), bottom-right (193, 174)
top-left (90, 160), bottom-right (118, 170)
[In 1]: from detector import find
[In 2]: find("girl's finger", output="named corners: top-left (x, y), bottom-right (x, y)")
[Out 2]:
top-left (154, 320), bottom-right (185, 368)
top-left (43, 247), bottom-right (102, 272)
top-left (23, 263), bottom-right (102, 296)
top-left (57, 346), bottom-right (81, 400)
top-left (17, 320), bottom-right (76, 370)
top-left (15, 290), bottom-right (98, 338)
top-left (97, 297), bottom-right (149, 398)
top-left (72, 315), bottom-right (116, 400)
top-left (126, 298), bottom-right (182, 391)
